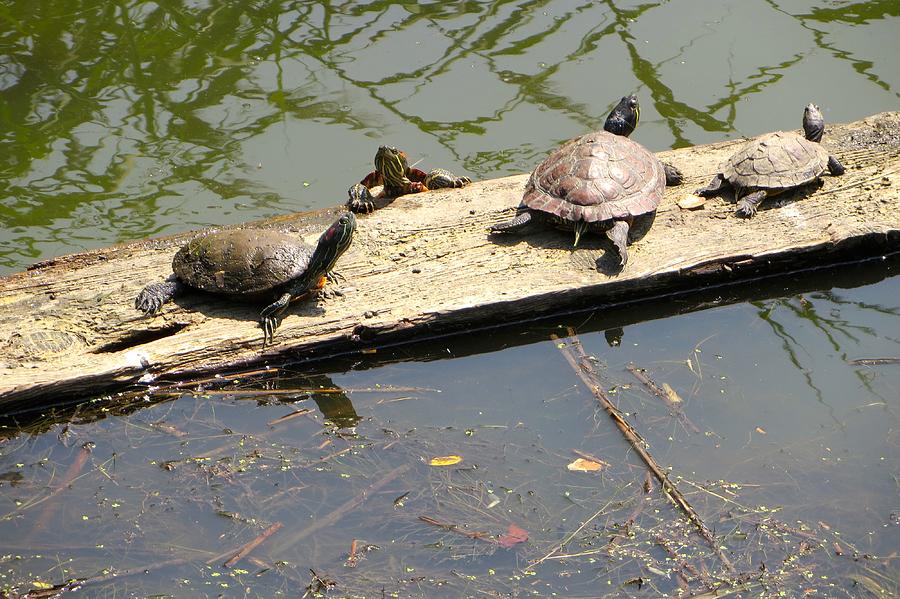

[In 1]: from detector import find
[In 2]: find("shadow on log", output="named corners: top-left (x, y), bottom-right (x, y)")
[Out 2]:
top-left (1, 112), bottom-right (899, 409)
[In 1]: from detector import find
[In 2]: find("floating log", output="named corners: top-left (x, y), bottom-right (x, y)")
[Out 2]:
top-left (1, 112), bottom-right (898, 408)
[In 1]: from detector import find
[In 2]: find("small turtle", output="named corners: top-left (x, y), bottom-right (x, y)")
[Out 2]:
top-left (696, 103), bottom-right (845, 217)
top-left (347, 145), bottom-right (471, 213)
top-left (491, 95), bottom-right (682, 266)
top-left (135, 213), bottom-right (356, 344)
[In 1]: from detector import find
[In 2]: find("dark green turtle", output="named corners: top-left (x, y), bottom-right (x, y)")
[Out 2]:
top-left (347, 145), bottom-right (471, 213)
top-left (696, 103), bottom-right (845, 217)
top-left (491, 95), bottom-right (682, 266)
top-left (135, 213), bottom-right (356, 344)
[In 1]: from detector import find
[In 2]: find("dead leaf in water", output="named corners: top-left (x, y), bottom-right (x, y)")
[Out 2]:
top-left (429, 455), bottom-right (462, 466)
top-left (497, 523), bottom-right (529, 548)
top-left (567, 458), bottom-right (604, 472)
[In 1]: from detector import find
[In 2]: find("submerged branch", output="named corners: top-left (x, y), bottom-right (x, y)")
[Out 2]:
top-left (552, 328), bottom-right (735, 573)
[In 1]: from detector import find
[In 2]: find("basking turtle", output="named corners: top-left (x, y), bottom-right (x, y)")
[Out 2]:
top-left (491, 95), bottom-right (682, 266)
top-left (347, 145), bottom-right (471, 213)
top-left (135, 213), bottom-right (356, 344)
top-left (696, 103), bottom-right (845, 217)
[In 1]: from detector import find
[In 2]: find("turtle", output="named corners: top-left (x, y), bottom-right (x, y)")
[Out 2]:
top-left (135, 212), bottom-right (356, 344)
top-left (490, 95), bottom-right (683, 266)
top-left (347, 145), bottom-right (471, 213)
top-left (695, 103), bottom-right (845, 217)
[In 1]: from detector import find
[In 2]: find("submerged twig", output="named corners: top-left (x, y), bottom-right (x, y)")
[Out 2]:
top-left (222, 521), bottom-right (283, 568)
top-left (26, 442), bottom-right (93, 540)
top-left (552, 329), bottom-right (735, 573)
top-left (849, 357), bottom-right (900, 365)
top-left (272, 464), bottom-right (410, 554)
top-left (418, 515), bottom-right (495, 543)
top-left (626, 363), bottom-right (701, 433)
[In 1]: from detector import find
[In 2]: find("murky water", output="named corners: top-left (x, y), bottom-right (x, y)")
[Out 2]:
top-left (1, 0), bottom-right (898, 597)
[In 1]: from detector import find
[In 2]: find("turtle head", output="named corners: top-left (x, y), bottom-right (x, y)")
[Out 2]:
top-left (604, 95), bottom-right (640, 137)
top-left (305, 212), bottom-right (357, 283)
top-left (374, 145), bottom-right (410, 188)
top-left (802, 103), bottom-right (825, 142)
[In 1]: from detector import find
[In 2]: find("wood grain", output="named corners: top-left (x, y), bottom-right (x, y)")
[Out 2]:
top-left (1, 112), bottom-right (898, 407)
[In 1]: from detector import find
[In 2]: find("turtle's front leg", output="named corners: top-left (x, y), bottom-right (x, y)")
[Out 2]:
top-left (360, 171), bottom-right (383, 189)
top-left (827, 155), bottom-right (845, 176)
top-left (662, 162), bottom-right (683, 186)
top-left (259, 292), bottom-right (292, 345)
top-left (695, 173), bottom-right (730, 197)
top-left (735, 190), bottom-right (767, 218)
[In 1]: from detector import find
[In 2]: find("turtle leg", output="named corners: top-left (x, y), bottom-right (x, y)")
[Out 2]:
top-left (606, 219), bottom-right (631, 267)
top-left (695, 173), bottom-right (730, 197)
top-left (827, 155), bottom-right (845, 176)
top-left (662, 162), bottom-right (683, 186)
top-left (347, 183), bottom-right (376, 214)
top-left (135, 275), bottom-right (184, 315)
top-left (424, 168), bottom-right (471, 189)
top-left (259, 292), bottom-right (292, 345)
top-left (360, 171), bottom-right (382, 188)
top-left (490, 210), bottom-right (536, 234)
top-left (401, 168), bottom-right (430, 194)
top-left (735, 190), bottom-right (767, 218)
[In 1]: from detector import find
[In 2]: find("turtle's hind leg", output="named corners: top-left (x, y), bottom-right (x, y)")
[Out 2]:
top-left (735, 190), bottom-right (767, 218)
top-left (695, 173), bottom-right (730, 197)
top-left (490, 210), bottom-right (536, 234)
top-left (606, 220), bottom-right (631, 267)
top-left (135, 275), bottom-right (184, 315)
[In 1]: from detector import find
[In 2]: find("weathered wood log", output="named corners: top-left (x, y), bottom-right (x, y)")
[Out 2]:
top-left (1, 112), bottom-right (898, 408)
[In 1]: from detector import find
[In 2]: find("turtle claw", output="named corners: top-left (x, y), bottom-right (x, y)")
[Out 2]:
top-left (261, 315), bottom-right (279, 346)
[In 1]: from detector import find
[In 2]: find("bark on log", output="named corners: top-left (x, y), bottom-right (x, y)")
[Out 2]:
top-left (1, 112), bottom-right (899, 409)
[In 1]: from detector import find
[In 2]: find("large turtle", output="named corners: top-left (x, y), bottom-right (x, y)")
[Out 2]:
top-left (696, 103), bottom-right (845, 217)
top-left (347, 145), bottom-right (471, 213)
top-left (135, 213), bottom-right (356, 344)
top-left (490, 95), bottom-right (682, 266)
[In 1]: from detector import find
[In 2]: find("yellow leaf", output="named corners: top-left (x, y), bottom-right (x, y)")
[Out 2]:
top-left (567, 458), bottom-right (603, 472)
top-left (755, 427), bottom-right (767, 434)
top-left (429, 455), bottom-right (462, 466)
top-left (662, 383), bottom-right (683, 404)
top-left (31, 581), bottom-right (54, 590)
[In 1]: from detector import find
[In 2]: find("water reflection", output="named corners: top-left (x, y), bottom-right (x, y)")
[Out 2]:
top-left (2, 1), bottom-right (897, 272)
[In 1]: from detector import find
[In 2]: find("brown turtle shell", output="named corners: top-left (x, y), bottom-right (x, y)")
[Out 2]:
top-left (723, 131), bottom-right (830, 191)
top-left (522, 130), bottom-right (665, 223)
top-left (173, 229), bottom-right (314, 296)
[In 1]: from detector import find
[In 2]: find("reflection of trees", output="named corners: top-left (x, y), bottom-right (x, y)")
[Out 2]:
top-left (766, 0), bottom-right (900, 97)
top-left (1, 1), bottom-right (897, 269)
top-left (752, 292), bottom-right (898, 418)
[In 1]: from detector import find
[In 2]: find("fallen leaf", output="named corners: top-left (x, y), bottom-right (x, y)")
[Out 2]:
top-left (497, 523), bottom-right (529, 548)
top-left (567, 458), bottom-right (604, 472)
top-left (662, 383), bottom-right (683, 405)
top-left (677, 195), bottom-right (707, 210)
top-left (429, 455), bottom-right (462, 466)
top-left (755, 427), bottom-right (767, 435)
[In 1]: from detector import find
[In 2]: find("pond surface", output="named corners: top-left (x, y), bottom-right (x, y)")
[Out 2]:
top-left (1, 1), bottom-right (898, 597)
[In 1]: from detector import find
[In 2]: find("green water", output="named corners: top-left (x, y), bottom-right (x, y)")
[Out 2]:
top-left (1, 1), bottom-right (898, 597)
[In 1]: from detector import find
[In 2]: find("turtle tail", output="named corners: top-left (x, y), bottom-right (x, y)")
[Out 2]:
top-left (490, 210), bottom-right (534, 233)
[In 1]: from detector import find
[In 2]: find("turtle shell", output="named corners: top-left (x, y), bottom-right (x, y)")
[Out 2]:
top-left (723, 131), bottom-right (830, 191)
top-left (173, 229), bottom-right (314, 296)
top-left (522, 130), bottom-right (665, 223)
